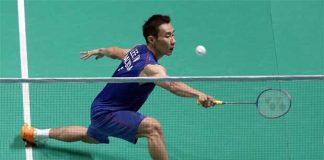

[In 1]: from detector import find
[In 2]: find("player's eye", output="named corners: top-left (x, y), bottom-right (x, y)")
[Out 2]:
top-left (165, 32), bottom-right (174, 38)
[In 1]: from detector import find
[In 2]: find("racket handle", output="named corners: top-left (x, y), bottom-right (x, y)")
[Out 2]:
top-left (214, 100), bottom-right (224, 105)
top-left (197, 100), bottom-right (224, 106)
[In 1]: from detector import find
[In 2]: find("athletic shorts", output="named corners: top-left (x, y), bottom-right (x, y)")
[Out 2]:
top-left (87, 110), bottom-right (146, 144)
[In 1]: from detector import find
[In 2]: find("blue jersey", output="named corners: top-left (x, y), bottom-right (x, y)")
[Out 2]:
top-left (91, 45), bottom-right (158, 113)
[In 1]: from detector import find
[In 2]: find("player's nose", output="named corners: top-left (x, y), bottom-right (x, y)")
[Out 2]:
top-left (170, 37), bottom-right (176, 45)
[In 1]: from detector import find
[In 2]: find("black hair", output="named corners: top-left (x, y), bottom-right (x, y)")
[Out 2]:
top-left (142, 14), bottom-right (171, 44)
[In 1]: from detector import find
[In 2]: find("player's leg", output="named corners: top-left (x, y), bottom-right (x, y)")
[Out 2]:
top-left (21, 123), bottom-right (98, 144)
top-left (136, 117), bottom-right (167, 160)
top-left (90, 110), bottom-right (168, 159)
top-left (49, 126), bottom-right (98, 143)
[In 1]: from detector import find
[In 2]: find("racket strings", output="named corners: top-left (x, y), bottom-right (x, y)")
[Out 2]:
top-left (257, 89), bottom-right (291, 118)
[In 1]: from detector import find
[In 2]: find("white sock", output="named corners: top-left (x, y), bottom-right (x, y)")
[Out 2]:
top-left (35, 128), bottom-right (51, 141)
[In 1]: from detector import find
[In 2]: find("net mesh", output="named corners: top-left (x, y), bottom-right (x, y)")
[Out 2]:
top-left (1, 77), bottom-right (323, 160)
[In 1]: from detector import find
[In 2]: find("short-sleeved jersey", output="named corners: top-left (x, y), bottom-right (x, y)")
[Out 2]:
top-left (91, 45), bottom-right (158, 113)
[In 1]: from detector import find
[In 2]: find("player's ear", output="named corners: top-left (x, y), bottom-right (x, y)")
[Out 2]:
top-left (148, 35), bottom-right (155, 44)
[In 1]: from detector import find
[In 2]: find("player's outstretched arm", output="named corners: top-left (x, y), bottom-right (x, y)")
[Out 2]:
top-left (80, 47), bottom-right (130, 60)
top-left (159, 81), bottom-right (215, 108)
top-left (141, 64), bottom-right (215, 108)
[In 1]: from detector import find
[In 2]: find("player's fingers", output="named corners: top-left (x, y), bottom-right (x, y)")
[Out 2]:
top-left (82, 50), bottom-right (96, 59)
top-left (205, 96), bottom-right (216, 106)
top-left (201, 98), bottom-right (214, 107)
top-left (199, 96), bottom-right (208, 107)
top-left (202, 100), bottom-right (210, 108)
top-left (207, 96), bottom-right (215, 101)
top-left (80, 54), bottom-right (90, 60)
top-left (198, 100), bottom-right (205, 107)
top-left (80, 51), bottom-right (88, 54)
top-left (207, 100), bottom-right (214, 107)
top-left (199, 95), bottom-right (208, 102)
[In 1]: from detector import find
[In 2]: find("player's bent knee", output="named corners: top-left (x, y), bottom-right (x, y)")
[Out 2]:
top-left (146, 118), bottom-right (162, 133)
top-left (139, 117), bottom-right (163, 137)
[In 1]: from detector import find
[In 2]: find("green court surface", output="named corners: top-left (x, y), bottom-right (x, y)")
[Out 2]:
top-left (1, 0), bottom-right (323, 160)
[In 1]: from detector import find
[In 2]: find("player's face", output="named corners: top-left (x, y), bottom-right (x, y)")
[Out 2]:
top-left (155, 23), bottom-right (176, 56)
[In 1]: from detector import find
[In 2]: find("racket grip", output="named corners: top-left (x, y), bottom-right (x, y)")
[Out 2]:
top-left (197, 100), bottom-right (224, 106)
top-left (214, 100), bottom-right (223, 105)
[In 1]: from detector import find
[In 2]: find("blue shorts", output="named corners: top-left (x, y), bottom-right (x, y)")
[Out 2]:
top-left (87, 110), bottom-right (146, 144)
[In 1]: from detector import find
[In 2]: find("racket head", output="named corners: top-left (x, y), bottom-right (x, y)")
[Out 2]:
top-left (256, 88), bottom-right (292, 119)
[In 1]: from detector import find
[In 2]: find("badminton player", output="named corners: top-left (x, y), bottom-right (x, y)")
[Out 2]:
top-left (21, 14), bottom-right (215, 160)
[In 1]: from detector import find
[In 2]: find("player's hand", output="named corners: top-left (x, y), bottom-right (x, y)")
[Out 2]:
top-left (197, 94), bottom-right (215, 108)
top-left (80, 49), bottom-right (105, 60)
